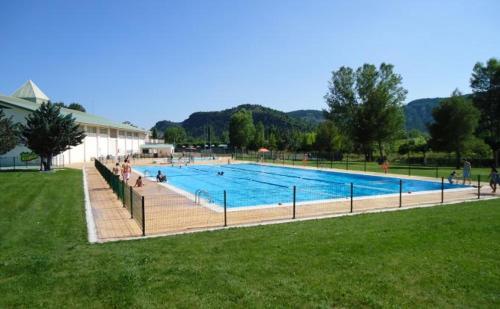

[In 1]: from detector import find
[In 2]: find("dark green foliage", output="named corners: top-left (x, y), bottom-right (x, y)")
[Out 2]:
top-left (252, 122), bottom-right (265, 149)
top-left (314, 120), bottom-right (341, 152)
top-left (470, 58), bottom-right (500, 163)
top-left (325, 63), bottom-right (407, 157)
top-left (67, 103), bottom-right (86, 112)
top-left (151, 127), bottom-right (158, 139)
top-left (0, 108), bottom-right (19, 155)
top-left (21, 102), bottom-right (85, 170)
top-left (52, 101), bottom-right (86, 112)
top-left (164, 126), bottom-right (187, 144)
top-left (229, 109), bottom-right (255, 149)
top-left (428, 90), bottom-right (480, 167)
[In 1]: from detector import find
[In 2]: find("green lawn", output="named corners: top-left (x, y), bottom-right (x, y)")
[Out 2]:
top-left (1, 169), bottom-right (499, 307)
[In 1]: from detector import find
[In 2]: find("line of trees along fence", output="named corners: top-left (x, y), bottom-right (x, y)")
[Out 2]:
top-left (94, 159), bottom-right (482, 237)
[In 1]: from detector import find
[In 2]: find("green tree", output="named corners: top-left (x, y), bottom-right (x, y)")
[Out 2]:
top-left (229, 109), bottom-right (255, 149)
top-left (21, 102), bottom-right (85, 171)
top-left (324, 63), bottom-right (407, 159)
top-left (0, 108), bottom-right (19, 155)
top-left (164, 127), bottom-right (187, 145)
top-left (314, 120), bottom-right (342, 152)
top-left (252, 122), bottom-right (266, 149)
top-left (151, 127), bottom-right (158, 139)
top-left (470, 58), bottom-right (500, 164)
top-left (428, 90), bottom-right (480, 168)
top-left (220, 130), bottom-right (230, 144)
top-left (67, 103), bottom-right (86, 112)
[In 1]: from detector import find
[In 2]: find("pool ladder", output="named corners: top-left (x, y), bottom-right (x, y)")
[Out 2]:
top-left (194, 189), bottom-right (214, 204)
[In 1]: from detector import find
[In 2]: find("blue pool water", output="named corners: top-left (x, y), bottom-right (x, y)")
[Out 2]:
top-left (134, 164), bottom-right (466, 208)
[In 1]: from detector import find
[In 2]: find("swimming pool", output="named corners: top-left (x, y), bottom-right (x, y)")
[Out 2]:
top-left (134, 163), bottom-right (467, 209)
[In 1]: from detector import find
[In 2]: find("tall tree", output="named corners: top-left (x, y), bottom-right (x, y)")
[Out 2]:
top-left (428, 90), bottom-right (480, 168)
top-left (252, 122), bottom-right (265, 149)
top-left (470, 58), bottom-right (500, 165)
top-left (314, 120), bottom-right (342, 152)
top-left (324, 63), bottom-right (407, 159)
top-left (151, 127), bottom-right (158, 139)
top-left (0, 108), bottom-right (19, 155)
top-left (21, 102), bottom-right (85, 171)
top-left (229, 109), bottom-right (255, 149)
top-left (164, 127), bottom-right (186, 145)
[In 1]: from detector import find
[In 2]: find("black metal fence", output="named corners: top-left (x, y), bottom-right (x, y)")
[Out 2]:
top-left (0, 156), bottom-right (65, 171)
top-left (94, 159), bottom-right (146, 235)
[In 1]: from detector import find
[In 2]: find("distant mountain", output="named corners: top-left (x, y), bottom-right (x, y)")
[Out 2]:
top-left (404, 98), bottom-right (442, 132)
top-left (152, 95), bottom-right (469, 138)
top-left (152, 104), bottom-right (317, 139)
top-left (286, 109), bottom-right (325, 125)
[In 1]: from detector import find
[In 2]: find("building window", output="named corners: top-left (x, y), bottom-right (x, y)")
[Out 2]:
top-left (110, 129), bottom-right (117, 138)
top-left (119, 131), bottom-right (125, 137)
top-left (133, 132), bottom-right (138, 137)
top-left (127, 132), bottom-right (132, 137)
top-left (99, 128), bottom-right (108, 135)
top-left (86, 127), bottom-right (97, 134)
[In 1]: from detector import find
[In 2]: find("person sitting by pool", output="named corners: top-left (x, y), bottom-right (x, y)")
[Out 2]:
top-left (134, 176), bottom-right (144, 187)
top-left (448, 170), bottom-right (457, 184)
top-left (156, 170), bottom-right (167, 183)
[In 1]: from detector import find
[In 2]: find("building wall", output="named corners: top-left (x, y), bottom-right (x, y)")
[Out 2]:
top-left (1, 105), bottom-right (148, 165)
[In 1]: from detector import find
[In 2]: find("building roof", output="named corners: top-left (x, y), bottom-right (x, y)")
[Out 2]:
top-left (140, 143), bottom-right (174, 149)
top-left (12, 80), bottom-right (50, 102)
top-left (0, 94), bottom-right (146, 133)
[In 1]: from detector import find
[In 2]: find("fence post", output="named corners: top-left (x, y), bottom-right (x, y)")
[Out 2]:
top-left (122, 181), bottom-right (126, 207)
top-left (130, 186), bottom-right (133, 218)
top-left (441, 177), bottom-right (444, 203)
top-left (350, 183), bottom-right (353, 213)
top-left (435, 166), bottom-right (439, 178)
top-left (224, 190), bottom-right (227, 227)
top-left (346, 154), bottom-right (349, 170)
top-left (316, 155), bottom-right (319, 168)
top-left (364, 158), bottom-right (367, 172)
top-left (141, 196), bottom-right (145, 236)
top-left (292, 186), bottom-right (296, 219)
top-left (399, 179), bottom-right (403, 208)
top-left (477, 175), bottom-right (481, 199)
top-left (330, 152), bottom-right (333, 169)
top-left (13, 157), bottom-right (16, 171)
top-left (408, 163), bottom-right (411, 176)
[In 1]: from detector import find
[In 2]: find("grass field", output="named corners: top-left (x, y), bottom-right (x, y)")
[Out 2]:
top-left (1, 169), bottom-right (499, 307)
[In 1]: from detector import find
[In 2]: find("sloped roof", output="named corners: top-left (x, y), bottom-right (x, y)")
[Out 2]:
top-left (140, 143), bottom-right (174, 149)
top-left (12, 80), bottom-right (50, 101)
top-left (0, 94), bottom-right (146, 133)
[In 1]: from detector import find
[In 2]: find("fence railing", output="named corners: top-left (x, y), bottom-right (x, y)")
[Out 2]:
top-left (0, 156), bottom-right (65, 171)
top-left (93, 159), bottom-right (483, 238)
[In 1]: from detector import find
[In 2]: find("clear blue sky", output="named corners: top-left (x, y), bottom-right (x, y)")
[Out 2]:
top-left (1, 0), bottom-right (498, 129)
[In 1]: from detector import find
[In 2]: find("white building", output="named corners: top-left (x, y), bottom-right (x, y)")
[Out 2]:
top-left (0, 80), bottom-right (149, 164)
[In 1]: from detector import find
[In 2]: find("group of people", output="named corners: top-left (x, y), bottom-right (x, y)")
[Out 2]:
top-left (111, 157), bottom-right (146, 187)
top-left (447, 159), bottom-right (499, 194)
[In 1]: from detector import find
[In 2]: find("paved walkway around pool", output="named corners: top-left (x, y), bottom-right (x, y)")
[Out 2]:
top-left (86, 166), bottom-right (142, 241)
top-left (85, 161), bottom-right (498, 242)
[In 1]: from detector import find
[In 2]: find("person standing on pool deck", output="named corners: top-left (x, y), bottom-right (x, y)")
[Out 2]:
top-left (122, 159), bottom-right (131, 183)
top-left (463, 159), bottom-right (472, 185)
top-left (489, 167), bottom-right (498, 193)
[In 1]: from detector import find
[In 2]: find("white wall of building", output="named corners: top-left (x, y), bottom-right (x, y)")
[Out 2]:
top-left (1, 105), bottom-right (148, 165)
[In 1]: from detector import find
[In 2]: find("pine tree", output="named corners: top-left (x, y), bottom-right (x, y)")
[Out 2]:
top-left (21, 102), bottom-right (85, 171)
